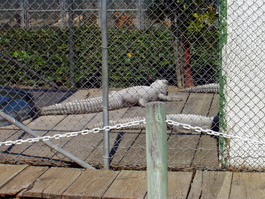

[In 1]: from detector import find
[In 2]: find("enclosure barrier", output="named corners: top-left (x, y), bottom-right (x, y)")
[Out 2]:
top-left (0, 0), bottom-right (264, 171)
top-left (221, 0), bottom-right (265, 170)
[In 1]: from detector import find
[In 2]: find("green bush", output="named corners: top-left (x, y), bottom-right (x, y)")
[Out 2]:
top-left (0, 26), bottom-right (219, 88)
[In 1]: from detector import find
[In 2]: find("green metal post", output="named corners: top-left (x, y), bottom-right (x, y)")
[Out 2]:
top-left (145, 102), bottom-right (168, 199)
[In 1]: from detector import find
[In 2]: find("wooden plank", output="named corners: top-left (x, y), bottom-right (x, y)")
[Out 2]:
top-left (50, 113), bottom-right (98, 143)
top-left (168, 172), bottom-right (193, 199)
top-left (182, 93), bottom-right (214, 116)
top-left (103, 170), bottom-right (147, 199)
top-left (167, 134), bottom-right (201, 169)
top-left (1, 88), bottom-right (100, 167)
top-left (0, 164), bottom-right (28, 188)
top-left (109, 107), bottom-right (131, 121)
top-left (144, 172), bottom-right (193, 199)
top-left (182, 93), bottom-right (218, 169)
top-left (0, 119), bottom-right (35, 152)
top-left (55, 132), bottom-right (103, 162)
top-left (118, 131), bottom-right (147, 169)
top-left (0, 166), bottom-right (48, 197)
top-left (31, 89), bottom-right (75, 108)
top-left (230, 173), bottom-right (265, 199)
top-left (110, 131), bottom-right (140, 167)
top-left (166, 92), bottom-right (190, 114)
top-left (208, 94), bottom-right (220, 117)
top-left (62, 169), bottom-right (119, 199)
top-left (85, 132), bottom-right (119, 167)
top-left (122, 106), bottom-right (146, 118)
top-left (28, 115), bottom-right (67, 130)
top-left (61, 89), bottom-right (101, 103)
top-left (187, 170), bottom-right (203, 199)
top-left (5, 115), bottom-right (68, 166)
top-left (84, 108), bottom-right (130, 167)
top-left (191, 135), bottom-right (219, 168)
top-left (84, 107), bottom-right (129, 130)
top-left (22, 167), bottom-right (83, 198)
top-left (23, 113), bottom-right (98, 164)
top-left (0, 129), bottom-right (27, 153)
top-left (112, 129), bottom-right (170, 169)
top-left (17, 89), bottom-right (102, 164)
top-left (0, 124), bottom-right (37, 165)
top-left (188, 170), bottom-right (232, 199)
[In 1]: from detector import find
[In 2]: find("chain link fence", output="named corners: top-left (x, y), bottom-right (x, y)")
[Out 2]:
top-left (0, 0), bottom-right (264, 171)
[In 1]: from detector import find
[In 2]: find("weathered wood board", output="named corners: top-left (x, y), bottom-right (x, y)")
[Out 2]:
top-left (188, 170), bottom-right (232, 199)
top-left (167, 134), bottom-right (201, 169)
top-left (22, 167), bottom-right (83, 198)
top-left (118, 131), bottom-right (147, 169)
top-left (0, 164), bottom-right (28, 188)
top-left (167, 172), bottom-right (193, 199)
top-left (182, 93), bottom-right (214, 115)
top-left (62, 169), bottom-right (119, 199)
top-left (208, 94), bottom-right (220, 117)
top-left (103, 170), bottom-right (147, 199)
top-left (230, 172), bottom-right (265, 199)
top-left (110, 130), bottom-right (140, 167)
top-left (144, 171), bottom-right (193, 199)
top-left (0, 166), bottom-right (48, 196)
top-left (0, 164), bottom-right (265, 199)
top-left (166, 92), bottom-right (190, 114)
top-left (191, 135), bottom-right (219, 168)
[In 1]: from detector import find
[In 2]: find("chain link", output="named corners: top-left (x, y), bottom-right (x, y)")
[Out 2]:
top-left (1, 119), bottom-right (265, 146)
top-left (166, 120), bottom-right (265, 145)
top-left (0, 120), bottom-right (146, 146)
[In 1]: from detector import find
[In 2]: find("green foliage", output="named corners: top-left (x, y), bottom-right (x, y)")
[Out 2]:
top-left (0, 23), bottom-right (219, 88)
top-left (148, 0), bottom-right (220, 85)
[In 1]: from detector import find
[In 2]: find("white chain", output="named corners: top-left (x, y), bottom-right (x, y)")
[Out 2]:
top-left (1, 119), bottom-right (264, 146)
top-left (0, 120), bottom-right (145, 146)
top-left (166, 119), bottom-right (265, 145)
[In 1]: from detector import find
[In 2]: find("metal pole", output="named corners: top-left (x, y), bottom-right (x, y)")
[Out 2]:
top-left (100, 0), bottom-right (110, 169)
top-left (145, 102), bottom-right (168, 199)
top-left (60, 0), bottom-right (67, 28)
top-left (136, 0), bottom-right (144, 29)
top-left (68, 0), bottom-right (75, 88)
top-left (20, 0), bottom-right (29, 29)
top-left (0, 110), bottom-right (95, 170)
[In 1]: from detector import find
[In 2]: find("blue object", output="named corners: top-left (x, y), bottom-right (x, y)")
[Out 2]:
top-left (0, 86), bottom-right (36, 127)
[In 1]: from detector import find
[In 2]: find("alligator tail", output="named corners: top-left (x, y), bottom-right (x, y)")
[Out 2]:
top-left (178, 83), bottom-right (219, 93)
top-left (40, 94), bottom-right (125, 115)
top-left (92, 114), bottom-right (216, 132)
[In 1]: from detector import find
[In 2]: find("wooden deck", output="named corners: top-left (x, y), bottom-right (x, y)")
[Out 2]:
top-left (1, 88), bottom-right (220, 170)
top-left (0, 163), bottom-right (265, 199)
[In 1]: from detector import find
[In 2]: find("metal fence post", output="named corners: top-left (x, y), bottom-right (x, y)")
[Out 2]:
top-left (68, 0), bottom-right (75, 88)
top-left (136, 0), bottom-right (144, 29)
top-left (145, 102), bottom-right (168, 199)
top-left (20, 0), bottom-right (29, 29)
top-left (59, 0), bottom-right (67, 28)
top-left (0, 110), bottom-right (95, 170)
top-left (101, 0), bottom-right (110, 169)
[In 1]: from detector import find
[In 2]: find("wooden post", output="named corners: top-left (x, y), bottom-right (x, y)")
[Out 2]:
top-left (145, 102), bottom-right (168, 199)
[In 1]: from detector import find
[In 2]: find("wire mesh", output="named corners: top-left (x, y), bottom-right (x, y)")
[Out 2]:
top-left (0, 0), bottom-right (264, 171)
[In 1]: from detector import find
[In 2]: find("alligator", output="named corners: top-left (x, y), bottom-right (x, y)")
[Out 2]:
top-left (92, 114), bottom-right (220, 132)
top-left (178, 83), bottom-right (219, 93)
top-left (39, 79), bottom-right (182, 115)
